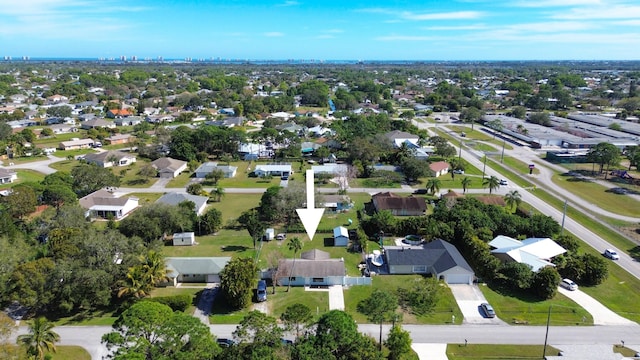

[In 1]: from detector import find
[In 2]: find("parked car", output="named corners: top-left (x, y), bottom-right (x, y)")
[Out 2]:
top-left (499, 179), bottom-right (508, 186)
top-left (276, 233), bottom-right (286, 241)
top-left (603, 249), bottom-right (620, 260)
top-left (453, 169), bottom-right (465, 174)
top-left (480, 303), bottom-right (496, 318)
top-left (560, 278), bottom-right (578, 291)
top-left (217, 338), bottom-right (236, 348)
top-left (256, 280), bottom-right (267, 302)
top-left (281, 175), bottom-right (289, 180)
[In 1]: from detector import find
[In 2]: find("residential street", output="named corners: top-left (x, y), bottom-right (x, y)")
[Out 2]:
top-left (10, 323), bottom-right (640, 360)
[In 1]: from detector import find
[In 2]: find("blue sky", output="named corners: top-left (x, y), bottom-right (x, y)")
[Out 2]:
top-left (1, 0), bottom-right (640, 60)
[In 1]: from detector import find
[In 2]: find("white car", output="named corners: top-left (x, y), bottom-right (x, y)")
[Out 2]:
top-left (560, 278), bottom-right (578, 291)
top-left (499, 179), bottom-right (508, 186)
top-left (603, 249), bottom-right (620, 260)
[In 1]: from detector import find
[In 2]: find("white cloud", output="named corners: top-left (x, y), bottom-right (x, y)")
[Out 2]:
top-left (276, 1), bottom-right (299, 6)
top-left (504, 21), bottom-right (594, 33)
top-left (421, 24), bottom-right (488, 31)
top-left (264, 32), bottom-right (284, 37)
top-left (400, 10), bottom-right (485, 20)
top-left (613, 20), bottom-right (640, 26)
top-left (552, 5), bottom-right (640, 19)
top-left (512, 0), bottom-right (602, 7)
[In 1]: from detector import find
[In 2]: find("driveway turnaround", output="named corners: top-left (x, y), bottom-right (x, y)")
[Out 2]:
top-left (557, 287), bottom-right (638, 326)
top-left (448, 284), bottom-right (504, 324)
top-left (411, 343), bottom-right (448, 360)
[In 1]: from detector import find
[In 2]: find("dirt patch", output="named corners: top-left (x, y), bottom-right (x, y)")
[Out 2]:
top-left (619, 226), bottom-right (640, 244)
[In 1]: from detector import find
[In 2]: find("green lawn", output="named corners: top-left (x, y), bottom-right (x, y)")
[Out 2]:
top-left (35, 131), bottom-right (89, 147)
top-left (9, 169), bottom-right (47, 186)
top-left (478, 283), bottom-right (592, 326)
top-left (217, 161), bottom-right (284, 188)
top-left (53, 308), bottom-right (118, 326)
top-left (49, 159), bottom-right (78, 173)
top-left (268, 286), bottom-right (330, 321)
top-left (149, 286), bottom-right (203, 315)
top-left (166, 172), bottom-right (193, 188)
top-left (128, 192), bottom-right (163, 205)
top-left (344, 275), bottom-right (463, 325)
top-left (551, 172), bottom-right (640, 217)
top-left (447, 344), bottom-right (561, 359)
top-left (116, 160), bottom-right (155, 188)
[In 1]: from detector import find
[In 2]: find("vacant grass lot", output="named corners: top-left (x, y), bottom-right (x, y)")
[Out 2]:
top-left (166, 171), bottom-right (193, 188)
top-left (8, 169), bottom-right (46, 186)
top-left (345, 275), bottom-right (463, 325)
top-left (479, 283), bottom-right (593, 326)
top-left (552, 172), bottom-right (640, 217)
top-left (447, 344), bottom-right (560, 359)
top-left (127, 192), bottom-right (163, 205)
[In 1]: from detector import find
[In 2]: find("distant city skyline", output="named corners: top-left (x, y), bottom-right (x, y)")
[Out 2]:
top-left (1, 0), bottom-right (640, 60)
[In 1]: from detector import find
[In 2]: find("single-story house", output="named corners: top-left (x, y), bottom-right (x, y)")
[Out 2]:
top-left (384, 239), bottom-right (475, 284)
top-left (107, 108), bottom-right (133, 118)
top-left (385, 130), bottom-right (420, 148)
top-left (277, 249), bottom-right (346, 287)
top-left (49, 124), bottom-right (78, 134)
top-left (83, 151), bottom-right (137, 168)
top-left (156, 192), bottom-right (208, 216)
top-left (372, 192), bottom-right (427, 216)
top-left (114, 116), bottom-right (144, 126)
top-left (322, 194), bottom-right (353, 212)
top-left (429, 161), bottom-right (450, 177)
top-left (311, 164), bottom-right (349, 175)
top-left (254, 164), bottom-right (292, 177)
top-left (164, 257), bottom-right (231, 285)
top-left (194, 162), bottom-right (238, 178)
top-left (172, 232), bottom-right (196, 246)
top-left (488, 235), bottom-right (567, 272)
top-left (151, 157), bottom-right (188, 178)
top-left (79, 189), bottom-right (139, 220)
top-left (80, 118), bottom-right (116, 130)
top-left (104, 134), bottom-right (133, 145)
top-left (333, 226), bottom-right (349, 247)
top-left (58, 138), bottom-right (95, 150)
top-left (0, 168), bottom-right (18, 184)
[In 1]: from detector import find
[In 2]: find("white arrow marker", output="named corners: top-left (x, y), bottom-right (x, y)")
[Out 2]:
top-left (296, 169), bottom-right (325, 240)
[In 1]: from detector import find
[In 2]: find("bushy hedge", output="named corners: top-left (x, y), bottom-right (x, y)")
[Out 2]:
top-left (146, 294), bottom-right (192, 312)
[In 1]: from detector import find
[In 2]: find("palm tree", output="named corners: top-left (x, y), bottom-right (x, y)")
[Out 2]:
top-left (504, 190), bottom-right (522, 213)
top-left (139, 250), bottom-right (169, 287)
top-left (286, 237), bottom-right (303, 292)
top-left (483, 176), bottom-right (500, 194)
top-left (211, 187), bottom-right (225, 202)
top-left (17, 317), bottom-right (60, 360)
top-left (461, 177), bottom-right (472, 194)
top-left (425, 178), bottom-right (441, 196)
top-left (117, 266), bottom-right (150, 299)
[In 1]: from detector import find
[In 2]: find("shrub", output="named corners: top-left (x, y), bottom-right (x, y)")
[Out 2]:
top-left (146, 294), bottom-right (192, 312)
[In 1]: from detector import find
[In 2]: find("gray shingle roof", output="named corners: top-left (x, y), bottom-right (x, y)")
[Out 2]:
top-left (385, 239), bottom-right (473, 273)
top-left (278, 259), bottom-right (345, 277)
top-left (165, 257), bottom-right (231, 277)
top-left (156, 192), bottom-right (207, 212)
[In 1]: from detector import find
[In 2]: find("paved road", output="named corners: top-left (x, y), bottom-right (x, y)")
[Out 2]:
top-left (11, 323), bottom-right (640, 360)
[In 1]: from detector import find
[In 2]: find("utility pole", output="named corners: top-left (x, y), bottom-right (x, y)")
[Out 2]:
top-left (459, 138), bottom-right (462, 160)
top-left (542, 306), bottom-right (552, 359)
top-left (500, 138), bottom-right (506, 163)
top-left (561, 200), bottom-right (568, 235)
top-left (482, 155), bottom-right (487, 179)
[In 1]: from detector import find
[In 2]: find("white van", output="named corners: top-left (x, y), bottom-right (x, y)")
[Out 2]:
top-left (560, 278), bottom-right (578, 291)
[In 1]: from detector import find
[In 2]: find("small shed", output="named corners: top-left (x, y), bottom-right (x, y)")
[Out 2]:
top-left (333, 226), bottom-right (349, 247)
top-left (265, 228), bottom-right (275, 241)
top-left (173, 232), bottom-right (195, 246)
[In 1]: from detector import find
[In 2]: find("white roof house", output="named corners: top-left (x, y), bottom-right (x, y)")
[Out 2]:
top-left (489, 236), bottom-right (567, 272)
top-left (312, 164), bottom-right (349, 175)
top-left (254, 164), bottom-right (292, 177)
top-left (78, 189), bottom-right (139, 220)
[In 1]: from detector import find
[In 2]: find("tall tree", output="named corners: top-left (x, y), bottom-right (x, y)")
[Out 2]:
top-left (198, 208), bottom-right (223, 235)
top-left (385, 325), bottom-right (412, 360)
top-left (71, 163), bottom-right (120, 197)
top-left (17, 317), bottom-right (60, 360)
top-left (233, 310), bottom-right (283, 345)
top-left (503, 190), bottom-right (522, 213)
top-left (1, 184), bottom-right (37, 219)
top-left (281, 303), bottom-right (312, 338)
top-left (357, 289), bottom-right (398, 350)
top-left (220, 257), bottom-right (257, 310)
top-left (102, 301), bottom-right (219, 360)
top-left (238, 209), bottom-right (266, 249)
top-left (587, 142), bottom-right (620, 178)
top-left (425, 178), bottom-right (441, 195)
top-left (286, 237), bottom-right (303, 292)
top-left (483, 176), bottom-right (500, 194)
top-left (461, 177), bottom-right (472, 194)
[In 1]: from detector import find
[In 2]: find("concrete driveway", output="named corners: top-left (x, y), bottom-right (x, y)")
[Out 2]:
top-left (557, 287), bottom-right (638, 326)
top-left (449, 284), bottom-right (505, 324)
